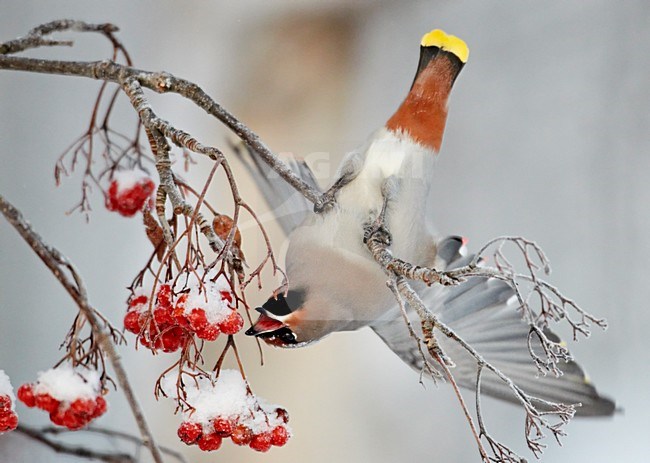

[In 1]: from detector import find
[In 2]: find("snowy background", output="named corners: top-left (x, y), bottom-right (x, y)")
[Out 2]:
top-left (1, 1), bottom-right (649, 462)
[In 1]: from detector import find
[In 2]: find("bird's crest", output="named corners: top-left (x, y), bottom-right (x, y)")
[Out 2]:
top-left (420, 29), bottom-right (469, 63)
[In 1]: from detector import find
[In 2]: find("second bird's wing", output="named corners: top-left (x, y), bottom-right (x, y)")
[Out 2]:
top-left (234, 142), bottom-right (320, 236)
top-left (371, 236), bottom-right (615, 417)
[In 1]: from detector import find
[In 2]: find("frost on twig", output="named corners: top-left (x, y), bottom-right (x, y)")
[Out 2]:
top-left (456, 236), bottom-right (606, 377)
top-left (364, 187), bottom-right (605, 462)
top-left (371, 231), bottom-right (607, 378)
top-left (469, 236), bottom-right (608, 340)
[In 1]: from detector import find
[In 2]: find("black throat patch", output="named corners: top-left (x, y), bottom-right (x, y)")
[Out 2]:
top-left (262, 289), bottom-right (306, 317)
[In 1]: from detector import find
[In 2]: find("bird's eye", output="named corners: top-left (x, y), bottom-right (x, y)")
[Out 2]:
top-left (277, 328), bottom-right (296, 344)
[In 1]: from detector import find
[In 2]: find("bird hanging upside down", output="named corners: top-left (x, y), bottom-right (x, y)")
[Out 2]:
top-left (241, 29), bottom-right (615, 416)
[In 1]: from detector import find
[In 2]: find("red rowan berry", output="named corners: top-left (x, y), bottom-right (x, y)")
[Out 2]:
top-left (106, 175), bottom-right (155, 217)
top-left (93, 396), bottom-right (107, 418)
top-left (157, 284), bottom-right (172, 308)
top-left (231, 424), bottom-right (253, 446)
top-left (188, 308), bottom-right (208, 331)
top-left (212, 417), bottom-right (234, 437)
top-left (123, 311), bottom-right (142, 333)
top-left (35, 394), bottom-right (60, 413)
top-left (219, 311), bottom-right (244, 335)
top-left (220, 290), bottom-right (233, 304)
top-left (0, 395), bottom-right (11, 411)
top-left (271, 426), bottom-right (289, 447)
top-left (250, 432), bottom-right (273, 452)
top-left (0, 413), bottom-right (18, 432)
top-left (17, 384), bottom-right (36, 408)
top-left (196, 324), bottom-right (220, 341)
top-left (178, 421), bottom-right (202, 445)
top-left (197, 432), bottom-right (222, 451)
top-left (160, 327), bottom-right (186, 353)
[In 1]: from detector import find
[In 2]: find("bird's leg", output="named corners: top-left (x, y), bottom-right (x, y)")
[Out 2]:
top-left (362, 177), bottom-right (463, 286)
top-left (313, 152), bottom-right (363, 213)
top-left (313, 175), bottom-right (353, 213)
top-left (421, 319), bottom-right (455, 368)
top-left (363, 176), bottom-right (398, 245)
top-left (363, 218), bottom-right (392, 246)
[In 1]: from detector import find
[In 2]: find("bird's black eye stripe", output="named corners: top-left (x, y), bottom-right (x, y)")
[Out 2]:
top-left (258, 327), bottom-right (297, 344)
top-left (263, 289), bottom-right (306, 317)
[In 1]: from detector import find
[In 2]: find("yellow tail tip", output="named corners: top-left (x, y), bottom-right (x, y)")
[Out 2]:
top-left (420, 29), bottom-right (469, 63)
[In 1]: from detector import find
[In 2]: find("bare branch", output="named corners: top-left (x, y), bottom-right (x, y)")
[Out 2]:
top-left (37, 426), bottom-right (189, 463)
top-left (386, 278), bottom-right (443, 382)
top-left (0, 20), bottom-right (320, 206)
top-left (16, 425), bottom-right (135, 463)
top-left (0, 19), bottom-right (116, 55)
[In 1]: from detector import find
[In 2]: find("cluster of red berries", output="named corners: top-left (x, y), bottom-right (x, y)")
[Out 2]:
top-left (105, 171), bottom-right (155, 217)
top-left (17, 383), bottom-right (107, 430)
top-left (0, 394), bottom-right (18, 433)
top-left (178, 409), bottom-right (290, 453)
top-left (173, 290), bottom-right (244, 341)
top-left (124, 285), bottom-right (188, 353)
top-left (124, 281), bottom-right (244, 352)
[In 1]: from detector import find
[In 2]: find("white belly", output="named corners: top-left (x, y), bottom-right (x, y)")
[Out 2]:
top-left (285, 129), bottom-right (438, 330)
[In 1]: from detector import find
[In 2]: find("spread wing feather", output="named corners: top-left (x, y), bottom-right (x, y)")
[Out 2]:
top-left (234, 142), bottom-right (320, 236)
top-left (372, 237), bottom-right (615, 417)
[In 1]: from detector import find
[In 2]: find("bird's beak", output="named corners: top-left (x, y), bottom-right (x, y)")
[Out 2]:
top-left (245, 308), bottom-right (287, 337)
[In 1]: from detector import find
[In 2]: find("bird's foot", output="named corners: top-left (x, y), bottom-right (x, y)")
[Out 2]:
top-left (431, 271), bottom-right (464, 286)
top-left (313, 191), bottom-right (337, 213)
top-left (363, 220), bottom-right (392, 246)
top-left (314, 171), bottom-right (358, 213)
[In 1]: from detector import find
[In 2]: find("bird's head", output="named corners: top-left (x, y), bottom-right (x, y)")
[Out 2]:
top-left (386, 28), bottom-right (469, 152)
top-left (245, 289), bottom-right (325, 348)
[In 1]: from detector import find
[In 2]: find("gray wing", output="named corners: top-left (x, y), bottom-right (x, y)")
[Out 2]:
top-left (372, 236), bottom-right (616, 417)
top-left (234, 142), bottom-right (320, 236)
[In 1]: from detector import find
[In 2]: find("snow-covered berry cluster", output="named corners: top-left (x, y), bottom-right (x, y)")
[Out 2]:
top-left (124, 284), bottom-right (188, 352)
top-left (105, 169), bottom-right (155, 217)
top-left (164, 370), bottom-right (291, 453)
top-left (173, 278), bottom-right (243, 340)
top-left (124, 274), bottom-right (243, 352)
top-left (0, 370), bottom-right (18, 434)
top-left (17, 365), bottom-right (107, 430)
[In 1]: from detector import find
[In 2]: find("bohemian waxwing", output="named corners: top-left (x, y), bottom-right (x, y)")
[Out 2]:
top-left (240, 29), bottom-right (615, 416)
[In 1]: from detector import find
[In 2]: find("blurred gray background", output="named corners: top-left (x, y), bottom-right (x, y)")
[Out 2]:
top-left (1, 1), bottom-right (648, 462)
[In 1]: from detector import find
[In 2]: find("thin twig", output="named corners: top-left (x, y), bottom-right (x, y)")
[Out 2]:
top-left (38, 426), bottom-right (189, 463)
top-left (16, 425), bottom-right (135, 463)
top-left (0, 194), bottom-right (164, 463)
top-left (0, 20), bottom-right (320, 205)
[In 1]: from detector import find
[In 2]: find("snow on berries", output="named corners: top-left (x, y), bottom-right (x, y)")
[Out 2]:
top-left (173, 274), bottom-right (241, 341)
top-left (163, 369), bottom-right (291, 452)
top-left (0, 370), bottom-right (18, 434)
top-left (125, 273), bottom-right (243, 352)
top-left (17, 365), bottom-right (107, 430)
top-left (105, 169), bottom-right (155, 217)
top-left (125, 285), bottom-right (188, 353)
